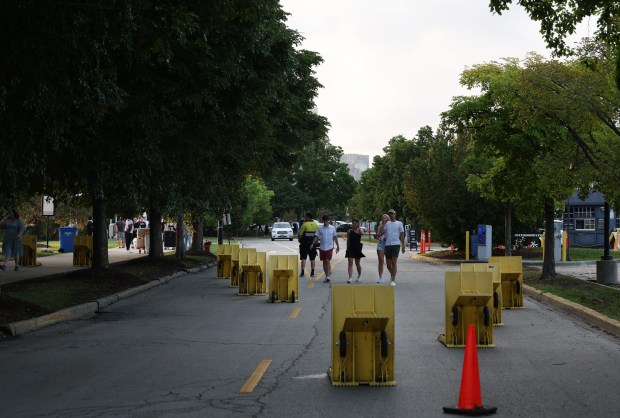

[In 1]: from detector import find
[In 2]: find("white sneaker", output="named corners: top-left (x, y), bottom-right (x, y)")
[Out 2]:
top-left (355, 277), bottom-right (362, 283)
top-left (390, 280), bottom-right (396, 287)
top-left (377, 278), bottom-right (383, 284)
top-left (347, 278), bottom-right (352, 284)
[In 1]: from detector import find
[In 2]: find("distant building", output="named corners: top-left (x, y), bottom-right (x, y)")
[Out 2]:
top-left (341, 153), bottom-right (369, 181)
top-left (564, 190), bottom-right (617, 247)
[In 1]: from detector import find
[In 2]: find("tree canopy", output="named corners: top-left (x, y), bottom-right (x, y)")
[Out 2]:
top-left (0, 1), bottom-right (328, 268)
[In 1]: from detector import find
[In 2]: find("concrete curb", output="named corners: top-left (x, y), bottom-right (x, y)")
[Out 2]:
top-left (1, 263), bottom-right (213, 337)
top-left (523, 284), bottom-right (620, 338)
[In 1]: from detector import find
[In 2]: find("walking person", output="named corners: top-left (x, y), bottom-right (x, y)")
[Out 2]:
top-left (384, 209), bottom-right (405, 286)
top-left (125, 218), bottom-right (134, 253)
top-left (345, 219), bottom-right (365, 283)
top-left (115, 218), bottom-right (125, 249)
top-left (298, 212), bottom-right (319, 277)
top-left (0, 210), bottom-right (26, 271)
top-left (312, 214), bottom-right (339, 283)
top-left (85, 216), bottom-right (94, 236)
top-left (375, 213), bottom-right (389, 283)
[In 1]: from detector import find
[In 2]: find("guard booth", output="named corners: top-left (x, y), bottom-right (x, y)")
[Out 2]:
top-left (238, 249), bottom-right (266, 296)
top-left (20, 235), bottom-right (37, 266)
top-left (477, 224), bottom-right (492, 261)
top-left (73, 236), bottom-right (93, 266)
top-left (330, 285), bottom-right (395, 386)
top-left (268, 254), bottom-right (299, 303)
top-left (460, 263), bottom-right (503, 326)
top-left (438, 271), bottom-right (494, 348)
top-left (216, 244), bottom-right (239, 279)
top-left (489, 256), bottom-right (524, 308)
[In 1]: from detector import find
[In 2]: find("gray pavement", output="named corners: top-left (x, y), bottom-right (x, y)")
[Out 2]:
top-left (2, 239), bottom-right (619, 418)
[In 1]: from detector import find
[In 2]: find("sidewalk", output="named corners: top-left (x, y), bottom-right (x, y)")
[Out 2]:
top-left (0, 247), bottom-right (152, 287)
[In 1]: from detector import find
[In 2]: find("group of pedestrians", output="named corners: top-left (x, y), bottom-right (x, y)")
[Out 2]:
top-left (298, 209), bottom-right (405, 287)
top-left (113, 216), bottom-right (148, 253)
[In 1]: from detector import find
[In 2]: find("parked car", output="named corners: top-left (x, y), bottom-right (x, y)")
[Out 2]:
top-left (271, 222), bottom-right (294, 241)
top-left (336, 223), bottom-right (353, 232)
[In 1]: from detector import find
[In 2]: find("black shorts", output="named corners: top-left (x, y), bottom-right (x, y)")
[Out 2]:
top-left (300, 244), bottom-right (317, 260)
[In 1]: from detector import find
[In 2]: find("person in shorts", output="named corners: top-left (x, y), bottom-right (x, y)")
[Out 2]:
top-left (312, 214), bottom-right (339, 283)
top-left (298, 212), bottom-right (319, 277)
top-left (375, 213), bottom-right (389, 283)
top-left (115, 218), bottom-right (125, 249)
top-left (384, 209), bottom-right (405, 286)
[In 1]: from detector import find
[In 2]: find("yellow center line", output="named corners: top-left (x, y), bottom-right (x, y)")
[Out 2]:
top-left (240, 360), bottom-right (272, 393)
top-left (308, 282), bottom-right (315, 289)
top-left (289, 307), bottom-right (302, 318)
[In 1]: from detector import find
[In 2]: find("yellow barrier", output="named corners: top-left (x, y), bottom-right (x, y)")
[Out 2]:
top-left (330, 285), bottom-right (395, 386)
top-left (73, 236), bottom-right (93, 266)
top-left (268, 255), bottom-right (299, 303)
top-left (488, 256), bottom-right (523, 309)
top-left (460, 263), bottom-right (503, 326)
top-left (216, 244), bottom-right (239, 279)
top-left (229, 245), bottom-right (243, 287)
top-left (136, 228), bottom-right (149, 254)
top-left (238, 250), bottom-right (266, 296)
top-left (20, 235), bottom-right (38, 266)
top-left (439, 271), bottom-right (494, 348)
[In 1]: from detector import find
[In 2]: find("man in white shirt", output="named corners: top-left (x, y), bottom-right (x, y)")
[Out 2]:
top-left (312, 214), bottom-right (339, 283)
top-left (384, 209), bottom-right (405, 286)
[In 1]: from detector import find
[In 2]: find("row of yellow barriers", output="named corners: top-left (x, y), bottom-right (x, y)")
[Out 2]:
top-left (19, 235), bottom-right (94, 267)
top-left (215, 244), bottom-right (299, 302)
top-left (439, 256), bottom-right (523, 348)
top-left (217, 243), bottom-right (396, 386)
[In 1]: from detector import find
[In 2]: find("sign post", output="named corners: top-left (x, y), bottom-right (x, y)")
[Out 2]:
top-left (42, 196), bottom-right (55, 250)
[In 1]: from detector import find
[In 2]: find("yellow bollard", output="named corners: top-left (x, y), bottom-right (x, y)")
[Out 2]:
top-left (540, 236), bottom-right (545, 261)
top-left (465, 231), bottom-right (470, 261)
top-left (562, 231), bottom-right (567, 262)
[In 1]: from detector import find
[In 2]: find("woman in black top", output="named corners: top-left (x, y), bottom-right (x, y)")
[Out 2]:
top-left (345, 219), bottom-right (365, 283)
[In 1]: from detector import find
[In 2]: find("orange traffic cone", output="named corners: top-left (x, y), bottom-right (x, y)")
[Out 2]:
top-left (443, 325), bottom-right (497, 416)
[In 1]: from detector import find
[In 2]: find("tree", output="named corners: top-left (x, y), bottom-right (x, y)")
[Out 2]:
top-left (268, 139), bottom-right (355, 218)
top-left (488, 1), bottom-right (620, 85)
top-left (239, 176), bottom-right (274, 231)
top-left (0, 1), bottom-right (328, 267)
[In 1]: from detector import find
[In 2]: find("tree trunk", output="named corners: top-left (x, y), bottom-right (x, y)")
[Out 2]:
top-left (541, 200), bottom-right (557, 279)
top-left (504, 202), bottom-right (512, 256)
top-left (91, 197), bottom-right (109, 271)
top-left (176, 212), bottom-right (185, 259)
top-left (148, 206), bottom-right (164, 258)
top-left (191, 212), bottom-right (204, 252)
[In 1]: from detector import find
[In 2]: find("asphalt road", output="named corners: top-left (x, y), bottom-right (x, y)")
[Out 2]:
top-left (1, 237), bottom-right (619, 417)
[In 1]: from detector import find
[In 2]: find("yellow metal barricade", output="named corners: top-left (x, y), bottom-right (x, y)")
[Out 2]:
top-left (238, 250), bottom-right (267, 296)
top-left (330, 285), bottom-right (395, 386)
top-left (268, 255), bottom-right (299, 302)
top-left (438, 271), bottom-right (494, 348)
top-left (489, 256), bottom-right (524, 309)
top-left (216, 244), bottom-right (239, 279)
top-left (136, 228), bottom-right (149, 254)
top-left (73, 236), bottom-right (93, 266)
top-left (460, 263), bottom-right (503, 326)
top-left (20, 235), bottom-right (37, 266)
top-left (229, 245), bottom-right (243, 287)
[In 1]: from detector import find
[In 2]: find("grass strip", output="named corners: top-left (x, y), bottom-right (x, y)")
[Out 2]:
top-left (524, 271), bottom-right (620, 321)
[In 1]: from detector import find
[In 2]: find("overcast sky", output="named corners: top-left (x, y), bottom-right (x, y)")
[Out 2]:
top-left (279, 0), bottom-right (591, 161)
